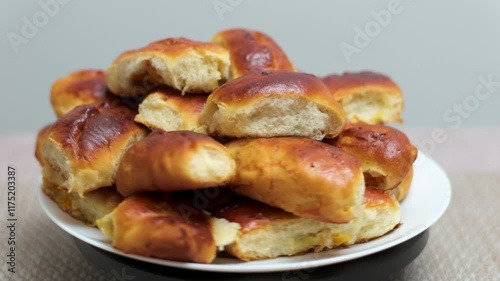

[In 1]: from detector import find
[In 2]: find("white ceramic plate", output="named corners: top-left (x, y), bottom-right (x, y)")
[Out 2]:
top-left (39, 151), bottom-right (451, 273)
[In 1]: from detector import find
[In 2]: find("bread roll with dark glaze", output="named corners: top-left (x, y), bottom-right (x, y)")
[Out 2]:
top-left (106, 38), bottom-right (230, 96)
top-left (42, 180), bottom-right (123, 226)
top-left (50, 69), bottom-right (144, 117)
top-left (40, 102), bottom-right (148, 197)
top-left (116, 130), bottom-right (236, 196)
top-left (134, 88), bottom-right (207, 134)
top-left (322, 71), bottom-right (403, 124)
top-left (97, 193), bottom-right (217, 264)
top-left (214, 188), bottom-right (400, 261)
top-left (50, 70), bottom-right (115, 117)
top-left (324, 123), bottom-right (417, 191)
top-left (211, 28), bottom-right (296, 78)
top-left (225, 137), bottom-right (365, 224)
top-left (200, 71), bottom-right (346, 141)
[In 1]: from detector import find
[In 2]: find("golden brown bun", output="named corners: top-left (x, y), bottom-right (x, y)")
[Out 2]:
top-left (390, 166), bottom-right (413, 202)
top-left (42, 180), bottom-right (123, 226)
top-left (322, 71), bottom-right (403, 124)
top-left (325, 123), bottom-right (417, 191)
top-left (134, 88), bottom-right (207, 134)
top-left (106, 38), bottom-right (230, 96)
top-left (214, 188), bottom-right (400, 261)
top-left (211, 28), bottom-right (296, 78)
top-left (116, 130), bottom-right (236, 196)
top-left (50, 70), bottom-right (114, 117)
top-left (50, 69), bottom-right (145, 117)
top-left (98, 193), bottom-right (217, 263)
top-left (200, 71), bottom-right (346, 140)
top-left (40, 102), bottom-right (148, 196)
top-left (35, 124), bottom-right (52, 166)
top-left (225, 137), bottom-right (364, 224)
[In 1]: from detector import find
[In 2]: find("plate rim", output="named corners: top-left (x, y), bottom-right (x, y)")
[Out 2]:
top-left (38, 150), bottom-right (451, 273)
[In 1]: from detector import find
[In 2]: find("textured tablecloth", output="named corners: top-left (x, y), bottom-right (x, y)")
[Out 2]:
top-left (0, 132), bottom-right (499, 281)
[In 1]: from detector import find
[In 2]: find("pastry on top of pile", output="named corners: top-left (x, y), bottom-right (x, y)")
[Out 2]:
top-left (200, 70), bottom-right (346, 141)
top-left (106, 37), bottom-right (231, 96)
top-left (211, 28), bottom-right (296, 78)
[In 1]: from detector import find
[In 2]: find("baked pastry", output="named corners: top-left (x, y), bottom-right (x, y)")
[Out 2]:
top-left (390, 167), bottom-right (413, 201)
top-left (211, 28), bottom-right (296, 78)
top-left (116, 130), bottom-right (236, 196)
top-left (325, 123), bottom-right (417, 191)
top-left (96, 193), bottom-right (240, 264)
top-left (50, 70), bottom-right (113, 117)
top-left (39, 102), bottom-right (148, 196)
top-left (200, 70), bottom-right (346, 140)
top-left (214, 187), bottom-right (400, 261)
top-left (225, 137), bottom-right (364, 224)
top-left (134, 88), bottom-right (207, 134)
top-left (42, 180), bottom-right (123, 226)
top-left (322, 71), bottom-right (403, 124)
top-left (106, 38), bottom-right (230, 96)
top-left (35, 124), bottom-right (52, 167)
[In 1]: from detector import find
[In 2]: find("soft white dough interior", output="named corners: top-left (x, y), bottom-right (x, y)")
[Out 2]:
top-left (209, 97), bottom-right (334, 140)
top-left (135, 94), bottom-right (182, 131)
top-left (117, 52), bottom-right (229, 94)
top-left (234, 217), bottom-right (361, 260)
top-left (357, 201), bottom-right (401, 241)
top-left (340, 91), bottom-right (402, 123)
top-left (211, 217), bottom-right (241, 250)
top-left (41, 138), bottom-right (73, 189)
top-left (188, 148), bottom-right (234, 182)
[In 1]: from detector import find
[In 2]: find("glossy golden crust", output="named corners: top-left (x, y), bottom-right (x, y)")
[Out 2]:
top-left (391, 166), bottom-right (413, 201)
top-left (208, 71), bottom-right (335, 105)
top-left (40, 102), bottom-right (147, 196)
top-left (50, 70), bottom-right (115, 117)
top-left (106, 37), bottom-right (230, 96)
top-left (322, 71), bottom-right (403, 124)
top-left (325, 123), bottom-right (417, 191)
top-left (116, 130), bottom-right (236, 196)
top-left (50, 103), bottom-right (140, 161)
top-left (225, 137), bottom-right (364, 224)
top-left (322, 72), bottom-right (399, 96)
top-left (134, 88), bottom-right (207, 133)
top-left (214, 197), bottom-right (296, 234)
top-left (211, 28), bottom-right (296, 78)
top-left (119, 38), bottom-right (227, 60)
top-left (200, 71), bottom-right (346, 140)
top-left (109, 193), bottom-right (216, 263)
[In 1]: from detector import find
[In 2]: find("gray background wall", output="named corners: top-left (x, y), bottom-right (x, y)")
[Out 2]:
top-left (1, 0), bottom-right (499, 134)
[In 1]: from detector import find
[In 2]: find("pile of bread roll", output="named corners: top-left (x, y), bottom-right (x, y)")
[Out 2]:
top-left (35, 28), bottom-right (417, 264)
